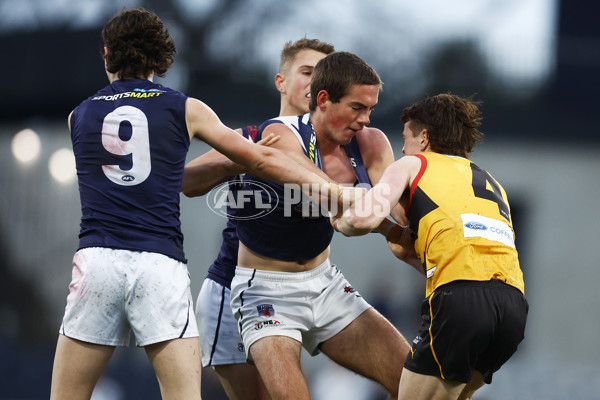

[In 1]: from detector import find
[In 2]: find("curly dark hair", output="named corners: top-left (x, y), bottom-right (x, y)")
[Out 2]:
top-left (309, 51), bottom-right (382, 112)
top-left (401, 93), bottom-right (484, 157)
top-left (101, 7), bottom-right (176, 80)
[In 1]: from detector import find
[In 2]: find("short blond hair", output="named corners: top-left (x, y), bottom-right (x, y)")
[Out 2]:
top-left (279, 37), bottom-right (335, 74)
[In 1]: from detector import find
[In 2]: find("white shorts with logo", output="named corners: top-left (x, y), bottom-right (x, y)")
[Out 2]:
top-left (196, 278), bottom-right (247, 367)
top-left (230, 258), bottom-right (371, 359)
top-left (60, 247), bottom-right (198, 347)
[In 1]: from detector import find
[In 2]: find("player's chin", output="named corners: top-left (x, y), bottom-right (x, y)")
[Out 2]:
top-left (344, 129), bottom-right (359, 142)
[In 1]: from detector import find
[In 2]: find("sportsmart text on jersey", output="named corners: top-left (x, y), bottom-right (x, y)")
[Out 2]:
top-left (91, 91), bottom-right (165, 101)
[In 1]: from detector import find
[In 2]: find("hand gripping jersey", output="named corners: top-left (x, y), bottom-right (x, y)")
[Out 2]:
top-left (406, 152), bottom-right (525, 297)
top-left (235, 114), bottom-right (371, 262)
top-left (70, 79), bottom-right (190, 262)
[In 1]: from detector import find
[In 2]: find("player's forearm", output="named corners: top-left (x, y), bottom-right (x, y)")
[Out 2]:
top-left (379, 220), bottom-right (425, 276)
top-left (404, 255), bottom-right (426, 276)
top-left (247, 146), bottom-right (331, 189)
top-left (181, 160), bottom-right (245, 196)
top-left (332, 205), bottom-right (380, 237)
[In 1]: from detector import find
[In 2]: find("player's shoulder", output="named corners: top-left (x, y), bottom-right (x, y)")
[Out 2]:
top-left (395, 153), bottom-right (426, 171)
top-left (356, 126), bottom-right (392, 151)
top-left (185, 96), bottom-right (218, 120)
top-left (260, 114), bottom-right (305, 135)
top-left (356, 126), bottom-right (388, 142)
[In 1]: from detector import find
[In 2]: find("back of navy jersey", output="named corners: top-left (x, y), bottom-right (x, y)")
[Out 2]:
top-left (70, 79), bottom-right (190, 262)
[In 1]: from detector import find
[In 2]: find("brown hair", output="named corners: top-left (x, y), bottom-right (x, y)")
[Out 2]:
top-left (309, 51), bottom-right (382, 112)
top-left (279, 37), bottom-right (335, 74)
top-left (401, 93), bottom-right (484, 157)
top-left (101, 7), bottom-right (176, 80)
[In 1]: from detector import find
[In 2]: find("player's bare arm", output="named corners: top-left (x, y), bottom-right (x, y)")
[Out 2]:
top-left (181, 130), bottom-right (279, 197)
top-left (333, 155), bottom-right (420, 236)
top-left (181, 150), bottom-right (244, 196)
top-left (185, 98), bottom-right (340, 198)
top-left (357, 126), bottom-right (409, 225)
top-left (264, 122), bottom-right (332, 182)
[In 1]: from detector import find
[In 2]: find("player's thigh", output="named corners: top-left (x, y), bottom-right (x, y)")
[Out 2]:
top-left (145, 337), bottom-right (202, 399)
top-left (50, 334), bottom-right (115, 400)
top-left (321, 307), bottom-right (409, 389)
top-left (398, 367), bottom-right (465, 400)
top-left (214, 363), bottom-right (270, 400)
top-left (249, 336), bottom-right (309, 399)
top-left (249, 335), bottom-right (303, 377)
top-left (457, 370), bottom-right (485, 400)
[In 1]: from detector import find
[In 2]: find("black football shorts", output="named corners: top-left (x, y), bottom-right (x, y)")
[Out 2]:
top-left (404, 279), bottom-right (529, 384)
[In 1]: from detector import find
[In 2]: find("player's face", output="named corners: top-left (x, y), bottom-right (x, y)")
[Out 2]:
top-left (323, 84), bottom-right (379, 145)
top-left (402, 120), bottom-right (425, 155)
top-left (283, 49), bottom-right (327, 115)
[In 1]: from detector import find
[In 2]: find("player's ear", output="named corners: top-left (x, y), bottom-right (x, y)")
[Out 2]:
top-left (420, 129), bottom-right (430, 151)
top-left (275, 73), bottom-right (286, 94)
top-left (316, 90), bottom-right (329, 111)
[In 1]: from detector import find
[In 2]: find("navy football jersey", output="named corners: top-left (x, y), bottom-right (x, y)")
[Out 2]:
top-left (71, 79), bottom-right (190, 262)
top-left (236, 114), bottom-right (371, 262)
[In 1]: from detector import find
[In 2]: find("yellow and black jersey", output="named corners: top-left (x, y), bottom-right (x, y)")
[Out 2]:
top-left (406, 152), bottom-right (524, 297)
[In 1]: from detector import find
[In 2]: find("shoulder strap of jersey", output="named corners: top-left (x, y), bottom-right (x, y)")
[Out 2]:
top-left (241, 125), bottom-right (259, 142)
top-left (343, 136), bottom-right (371, 186)
top-left (257, 114), bottom-right (323, 169)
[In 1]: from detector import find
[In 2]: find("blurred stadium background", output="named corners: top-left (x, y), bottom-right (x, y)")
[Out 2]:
top-left (1, 0), bottom-right (599, 398)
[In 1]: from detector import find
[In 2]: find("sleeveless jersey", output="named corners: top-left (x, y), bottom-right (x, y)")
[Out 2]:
top-left (206, 126), bottom-right (258, 288)
top-left (406, 152), bottom-right (524, 296)
top-left (71, 79), bottom-right (190, 262)
top-left (235, 113), bottom-right (371, 262)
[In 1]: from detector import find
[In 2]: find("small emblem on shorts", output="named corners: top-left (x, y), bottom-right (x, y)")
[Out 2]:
top-left (237, 342), bottom-right (245, 352)
top-left (413, 335), bottom-right (422, 345)
top-left (343, 286), bottom-right (355, 293)
top-left (257, 304), bottom-right (275, 317)
top-left (254, 320), bottom-right (281, 330)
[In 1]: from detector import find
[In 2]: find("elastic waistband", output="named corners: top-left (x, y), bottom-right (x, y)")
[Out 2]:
top-left (235, 259), bottom-right (332, 282)
top-left (439, 279), bottom-right (519, 291)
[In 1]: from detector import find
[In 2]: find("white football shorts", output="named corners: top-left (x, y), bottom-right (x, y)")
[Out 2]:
top-left (230, 258), bottom-right (371, 359)
top-left (196, 278), bottom-right (247, 367)
top-left (59, 247), bottom-right (198, 347)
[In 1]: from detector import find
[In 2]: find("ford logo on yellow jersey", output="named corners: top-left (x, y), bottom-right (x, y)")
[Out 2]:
top-left (464, 221), bottom-right (487, 230)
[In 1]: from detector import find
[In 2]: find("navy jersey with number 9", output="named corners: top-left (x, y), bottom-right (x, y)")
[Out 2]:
top-left (70, 79), bottom-right (190, 262)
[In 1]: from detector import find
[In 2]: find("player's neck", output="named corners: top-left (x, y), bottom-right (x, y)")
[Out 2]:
top-left (310, 114), bottom-right (347, 155)
top-left (318, 135), bottom-right (343, 155)
top-left (279, 103), bottom-right (307, 117)
top-left (106, 71), bottom-right (154, 84)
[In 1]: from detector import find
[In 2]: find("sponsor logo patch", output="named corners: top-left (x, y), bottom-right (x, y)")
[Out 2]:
top-left (464, 221), bottom-right (487, 230)
top-left (254, 320), bottom-right (281, 330)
